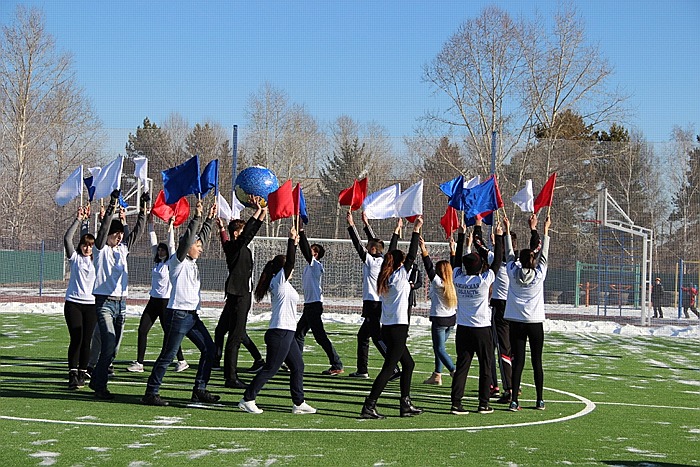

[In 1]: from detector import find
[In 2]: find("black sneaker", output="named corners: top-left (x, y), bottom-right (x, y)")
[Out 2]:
top-left (496, 392), bottom-right (512, 404)
top-left (191, 389), bottom-right (220, 403)
top-left (536, 400), bottom-right (546, 410)
top-left (142, 393), bottom-right (169, 406)
top-left (388, 370), bottom-right (402, 382)
top-left (247, 360), bottom-right (265, 373)
top-left (348, 371), bottom-right (370, 379)
top-left (477, 405), bottom-right (494, 414)
top-left (450, 404), bottom-right (469, 415)
top-left (107, 364), bottom-right (114, 376)
top-left (280, 362), bottom-right (290, 372)
top-left (93, 389), bottom-right (115, 400)
top-left (508, 401), bottom-right (522, 412)
top-left (68, 370), bottom-right (80, 390)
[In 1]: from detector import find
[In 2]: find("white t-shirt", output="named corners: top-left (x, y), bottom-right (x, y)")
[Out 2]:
top-left (150, 261), bottom-right (171, 299)
top-left (428, 275), bottom-right (456, 318)
top-left (491, 263), bottom-right (509, 300)
top-left (167, 254), bottom-right (201, 311)
top-left (65, 251), bottom-right (96, 304)
top-left (504, 236), bottom-right (550, 323)
top-left (269, 269), bottom-right (300, 331)
top-left (380, 266), bottom-right (410, 326)
top-left (92, 243), bottom-right (129, 298)
top-left (302, 258), bottom-right (323, 303)
top-left (453, 267), bottom-right (495, 327)
top-left (363, 255), bottom-right (383, 301)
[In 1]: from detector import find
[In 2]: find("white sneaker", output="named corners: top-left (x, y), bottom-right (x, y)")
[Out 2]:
top-left (175, 360), bottom-right (190, 372)
top-left (238, 398), bottom-right (263, 414)
top-left (292, 401), bottom-right (317, 414)
top-left (126, 361), bottom-right (144, 373)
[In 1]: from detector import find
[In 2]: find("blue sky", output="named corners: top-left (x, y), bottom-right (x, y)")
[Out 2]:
top-left (2, 0), bottom-right (698, 151)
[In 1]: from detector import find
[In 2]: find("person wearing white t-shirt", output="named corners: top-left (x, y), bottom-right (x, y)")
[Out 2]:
top-left (360, 217), bottom-right (423, 420)
top-left (418, 236), bottom-right (458, 386)
top-left (294, 228), bottom-right (344, 375)
top-left (238, 226), bottom-right (316, 415)
top-left (504, 214), bottom-right (551, 412)
top-left (127, 214), bottom-right (189, 374)
top-left (63, 205), bottom-right (96, 390)
top-left (142, 200), bottom-right (220, 407)
top-left (449, 222), bottom-right (504, 415)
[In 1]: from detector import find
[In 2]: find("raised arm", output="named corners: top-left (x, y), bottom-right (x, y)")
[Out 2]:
top-left (125, 192), bottom-right (149, 250)
top-left (347, 210), bottom-right (368, 261)
top-left (283, 226), bottom-right (298, 279)
top-left (362, 211), bottom-right (378, 241)
top-left (197, 202), bottom-right (217, 245)
top-left (64, 206), bottom-right (87, 257)
top-left (538, 215), bottom-right (551, 268)
top-left (176, 201), bottom-right (203, 262)
top-left (166, 217), bottom-right (176, 253)
top-left (419, 236), bottom-right (437, 281)
top-left (148, 212), bottom-right (158, 257)
top-left (504, 216), bottom-right (516, 263)
top-left (529, 213), bottom-right (542, 254)
top-left (453, 223), bottom-right (466, 268)
top-left (389, 217), bottom-right (402, 252)
top-left (299, 228), bottom-right (313, 264)
top-left (489, 223), bottom-right (504, 274)
top-left (403, 216), bottom-right (422, 272)
top-left (95, 190), bottom-right (120, 248)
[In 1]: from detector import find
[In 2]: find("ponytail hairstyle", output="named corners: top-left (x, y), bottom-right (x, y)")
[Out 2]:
top-left (254, 254), bottom-right (286, 302)
top-left (518, 248), bottom-right (536, 269)
top-left (77, 233), bottom-right (95, 259)
top-left (377, 249), bottom-right (405, 296)
top-left (435, 260), bottom-right (457, 309)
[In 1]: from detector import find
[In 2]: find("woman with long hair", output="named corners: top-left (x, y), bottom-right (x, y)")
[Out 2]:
top-left (360, 216), bottom-right (423, 419)
top-left (238, 225), bottom-right (316, 415)
top-left (63, 205), bottom-right (96, 390)
top-left (418, 236), bottom-right (457, 386)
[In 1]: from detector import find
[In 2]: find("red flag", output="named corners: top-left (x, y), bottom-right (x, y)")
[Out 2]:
top-left (533, 173), bottom-right (557, 214)
top-left (151, 190), bottom-right (190, 227)
top-left (440, 206), bottom-right (459, 239)
top-left (268, 180), bottom-right (295, 221)
top-left (493, 175), bottom-right (504, 208)
top-left (338, 178), bottom-right (368, 211)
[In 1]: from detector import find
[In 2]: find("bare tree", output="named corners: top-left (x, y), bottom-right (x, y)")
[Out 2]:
top-left (0, 6), bottom-right (101, 247)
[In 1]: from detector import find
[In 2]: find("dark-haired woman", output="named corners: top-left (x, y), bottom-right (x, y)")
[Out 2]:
top-left (63, 205), bottom-right (97, 390)
top-left (238, 226), bottom-right (316, 415)
top-left (450, 221), bottom-right (504, 415)
top-left (360, 216), bottom-right (423, 419)
top-left (127, 214), bottom-right (188, 373)
top-left (504, 214), bottom-right (551, 412)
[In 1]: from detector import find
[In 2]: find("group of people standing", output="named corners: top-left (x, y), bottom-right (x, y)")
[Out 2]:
top-left (62, 189), bottom-right (553, 417)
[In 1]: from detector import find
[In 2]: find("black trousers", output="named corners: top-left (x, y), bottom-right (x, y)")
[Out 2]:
top-left (450, 325), bottom-right (492, 408)
top-left (490, 298), bottom-right (512, 391)
top-left (295, 301), bottom-right (343, 369)
top-left (215, 301), bottom-right (263, 367)
top-left (356, 301), bottom-right (388, 374)
top-left (244, 328), bottom-right (305, 406)
top-left (509, 320), bottom-right (545, 403)
top-left (368, 324), bottom-right (414, 401)
top-left (64, 301), bottom-right (96, 370)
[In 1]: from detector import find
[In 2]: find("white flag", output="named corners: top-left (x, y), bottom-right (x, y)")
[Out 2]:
top-left (217, 193), bottom-right (232, 221)
top-left (512, 180), bottom-right (534, 212)
top-left (231, 195), bottom-right (245, 220)
top-left (55, 166), bottom-right (83, 207)
top-left (464, 175), bottom-right (480, 189)
top-left (133, 156), bottom-right (149, 190)
top-left (362, 184), bottom-right (400, 219)
top-left (92, 156), bottom-right (123, 200)
top-left (396, 180), bottom-right (424, 218)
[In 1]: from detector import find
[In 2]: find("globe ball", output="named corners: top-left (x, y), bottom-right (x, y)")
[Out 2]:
top-left (234, 166), bottom-right (280, 207)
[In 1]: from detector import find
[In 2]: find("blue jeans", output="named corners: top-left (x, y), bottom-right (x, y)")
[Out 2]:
top-left (91, 296), bottom-right (126, 391)
top-left (146, 309), bottom-right (217, 395)
top-left (431, 323), bottom-right (455, 374)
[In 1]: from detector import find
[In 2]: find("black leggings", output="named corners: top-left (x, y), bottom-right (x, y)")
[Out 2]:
top-left (368, 324), bottom-right (414, 401)
top-left (137, 297), bottom-right (184, 363)
top-left (64, 301), bottom-right (97, 370)
top-left (509, 321), bottom-right (544, 402)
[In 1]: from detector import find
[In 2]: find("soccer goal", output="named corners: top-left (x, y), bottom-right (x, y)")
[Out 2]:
top-left (597, 189), bottom-right (654, 325)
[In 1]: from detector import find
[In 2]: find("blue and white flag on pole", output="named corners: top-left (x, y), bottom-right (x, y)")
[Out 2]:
top-left (55, 166), bottom-right (83, 206)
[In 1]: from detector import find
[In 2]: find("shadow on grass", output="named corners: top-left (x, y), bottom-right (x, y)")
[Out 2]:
top-left (602, 462), bottom-right (695, 467)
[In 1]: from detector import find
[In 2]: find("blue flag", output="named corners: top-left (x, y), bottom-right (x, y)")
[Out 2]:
top-left (162, 155), bottom-right (201, 204)
top-left (440, 175), bottom-right (463, 198)
top-left (83, 176), bottom-right (96, 202)
top-left (446, 175), bottom-right (466, 211)
top-left (118, 194), bottom-right (129, 208)
top-left (462, 176), bottom-right (500, 220)
top-left (465, 211), bottom-right (494, 227)
top-left (200, 159), bottom-right (218, 198)
top-left (293, 183), bottom-right (309, 224)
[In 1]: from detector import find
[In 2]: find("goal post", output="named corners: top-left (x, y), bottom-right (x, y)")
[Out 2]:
top-left (597, 189), bottom-right (654, 325)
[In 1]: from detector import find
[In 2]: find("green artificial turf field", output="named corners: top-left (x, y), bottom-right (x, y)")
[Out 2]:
top-left (1, 313), bottom-right (698, 466)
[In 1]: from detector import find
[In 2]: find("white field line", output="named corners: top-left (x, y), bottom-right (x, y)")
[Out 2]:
top-left (0, 385), bottom-right (596, 433)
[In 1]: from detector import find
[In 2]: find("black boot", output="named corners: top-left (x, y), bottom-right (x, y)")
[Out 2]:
top-left (360, 398), bottom-right (385, 419)
top-left (400, 396), bottom-right (423, 417)
top-left (68, 370), bottom-right (80, 390)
